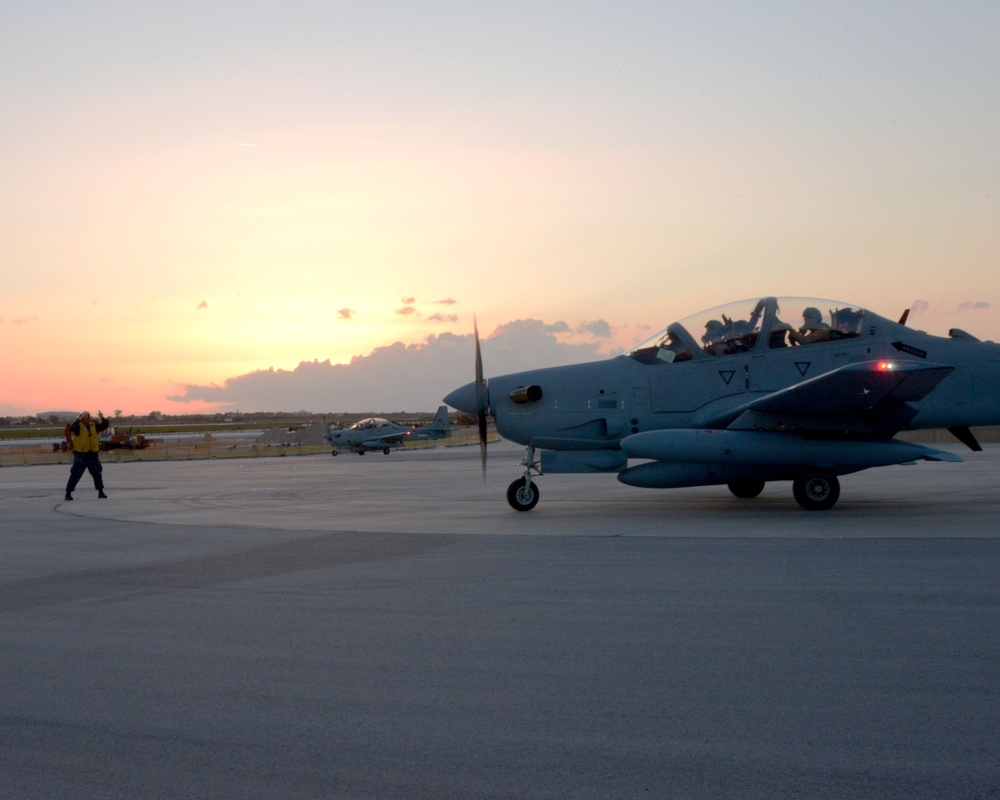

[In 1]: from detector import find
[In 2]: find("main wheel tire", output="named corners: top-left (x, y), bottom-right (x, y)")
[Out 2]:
top-left (383, 447), bottom-right (391, 455)
top-left (331, 450), bottom-right (338, 457)
top-left (728, 479), bottom-right (765, 499)
top-left (793, 476), bottom-right (840, 510)
top-left (507, 477), bottom-right (540, 512)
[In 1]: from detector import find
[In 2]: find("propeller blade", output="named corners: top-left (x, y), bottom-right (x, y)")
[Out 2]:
top-left (478, 410), bottom-right (488, 480)
top-left (474, 315), bottom-right (482, 383)
top-left (474, 314), bottom-right (488, 481)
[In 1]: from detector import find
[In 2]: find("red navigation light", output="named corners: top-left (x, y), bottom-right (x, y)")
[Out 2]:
top-left (876, 361), bottom-right (894, 371)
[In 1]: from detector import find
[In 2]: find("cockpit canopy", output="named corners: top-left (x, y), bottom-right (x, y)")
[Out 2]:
top-left (350, 417), bottom-right (391, 430)
top-left (628, 297), bottom-right (865, 364)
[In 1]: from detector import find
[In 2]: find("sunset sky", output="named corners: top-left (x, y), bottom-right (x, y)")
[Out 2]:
top-left (2, 1), bottom-right (998, 416)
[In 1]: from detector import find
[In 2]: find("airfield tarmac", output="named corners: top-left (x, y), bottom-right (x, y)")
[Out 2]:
top-left (2, 439), bottom-right (999, 799)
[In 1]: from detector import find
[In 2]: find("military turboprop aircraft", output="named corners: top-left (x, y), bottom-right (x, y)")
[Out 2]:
top-left (444, 297), bottom-right (1000, 511)
top-left (323, 405), bottom-right (451, 455)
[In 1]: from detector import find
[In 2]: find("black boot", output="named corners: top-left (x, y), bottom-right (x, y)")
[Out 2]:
top-left (98, 490), bottom-right (108, 499)
top-left (65, 492), bottom-right (73, 501)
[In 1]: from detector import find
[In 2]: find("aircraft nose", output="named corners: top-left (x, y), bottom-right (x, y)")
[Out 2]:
top-left (443, 381), bottom-right (478, 415)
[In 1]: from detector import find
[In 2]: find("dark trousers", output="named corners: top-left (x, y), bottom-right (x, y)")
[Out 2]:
top-left (67, 451), bottom-right (104, 493)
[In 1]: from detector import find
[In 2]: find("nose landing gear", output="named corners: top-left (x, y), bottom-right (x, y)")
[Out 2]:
top-left (507, 446), bottom-right (541, 511)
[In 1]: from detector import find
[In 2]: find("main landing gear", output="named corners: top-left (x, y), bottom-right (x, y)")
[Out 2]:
top-left (727, 479), bottom-right (765, 499)
top-left (792, 475), bottom-right (840, 511)
top-left (507, 446), bottom-right (541, 511)
top-left (728, 476), bottom-right (841, 509)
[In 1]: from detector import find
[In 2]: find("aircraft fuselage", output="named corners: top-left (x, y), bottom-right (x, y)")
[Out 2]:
top-left (444, 296), bottom-right (1000, 510)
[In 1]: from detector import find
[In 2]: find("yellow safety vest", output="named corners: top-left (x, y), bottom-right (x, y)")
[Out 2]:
top-left (71, 421), bottom-right (101, 453)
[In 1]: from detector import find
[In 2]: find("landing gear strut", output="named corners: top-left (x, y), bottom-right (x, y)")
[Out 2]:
top-left (507, 446), bottom-right (541, 511)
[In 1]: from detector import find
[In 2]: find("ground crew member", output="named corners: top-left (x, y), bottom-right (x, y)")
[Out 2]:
top-left (65, 410), bottom-right (110, 501)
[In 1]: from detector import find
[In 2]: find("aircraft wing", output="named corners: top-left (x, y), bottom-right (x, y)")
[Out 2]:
top-left (360, 433), bottom-right (408, 446)
top-left (723, 359), bottom-right (954, 435)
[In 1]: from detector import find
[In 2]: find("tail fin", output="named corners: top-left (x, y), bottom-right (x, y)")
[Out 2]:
top-left (429, 405), bottom-right (450, 431)
top-left (423, 405), bottom-right (451, 439)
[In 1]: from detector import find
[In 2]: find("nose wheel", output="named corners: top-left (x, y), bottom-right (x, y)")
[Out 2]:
top-left (507, 477), bottom-right (540, 511)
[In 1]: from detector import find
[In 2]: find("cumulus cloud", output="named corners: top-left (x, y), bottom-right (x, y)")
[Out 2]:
top-left (337, 308), bottom-right (355, 320)
top-left (576, 319), bottom-right (612, 338)
top-left (910, 299), bottom-right (991, 317)
top-left (168, 319), bottom-right (606, 412)
top-left (389, 296), bottom-right (459, 320)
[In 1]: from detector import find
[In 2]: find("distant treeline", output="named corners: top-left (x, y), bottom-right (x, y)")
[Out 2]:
top-left (1, 409), bottom-right (467, 440)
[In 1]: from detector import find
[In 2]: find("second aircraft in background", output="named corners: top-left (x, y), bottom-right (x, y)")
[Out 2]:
top-left (323, 405), bottom-right (451, 456)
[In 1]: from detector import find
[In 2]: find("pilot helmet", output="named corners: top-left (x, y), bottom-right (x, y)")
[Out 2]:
top-left (701, 319), bottom-right (725, 344)
top-left (802, 307), bottom-right (823, 325)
